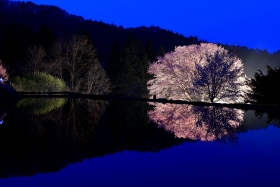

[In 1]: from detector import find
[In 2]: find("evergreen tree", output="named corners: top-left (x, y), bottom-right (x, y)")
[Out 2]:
top-left (33, 23), bottom-right (55, 49)
top-left (106, 37), bottom-right (121, 84)
top-left (136, 39), bottom-right (149, 97)
top-left (115, 34), bottom-right (149, 97)
top-left (117, 34), bottom-right (138, 96)
top-left (1, 23), bottom-right (33, 75)
top-left (157, 45), bottom-right (166, 57)
top-left (249, 66), bottom-right (280, 104)
top-left (144, 42), bottom-right (157, 62)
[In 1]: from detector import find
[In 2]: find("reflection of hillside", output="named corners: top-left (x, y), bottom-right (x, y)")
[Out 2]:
top-left (1, 100), bottom-right (278, 179)
top-left (63, 99), bottom-right (109, 142)
top-left (148, 103), bottom-right (243, 141)
top-left (0, 100), bottom-right (189, 178)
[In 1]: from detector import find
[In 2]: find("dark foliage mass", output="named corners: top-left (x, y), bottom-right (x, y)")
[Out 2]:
top-left (249, 66), bottom-right (280, 105)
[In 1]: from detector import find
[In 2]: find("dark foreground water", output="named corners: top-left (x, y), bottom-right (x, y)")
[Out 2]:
top-left (0, 98), bottom-right (279, 187)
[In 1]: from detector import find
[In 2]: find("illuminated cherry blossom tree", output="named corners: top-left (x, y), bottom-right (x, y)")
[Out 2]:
top-left (148, 103), bottom-right (243, 141)
top-left (148, 43), bottom-right (249, 103)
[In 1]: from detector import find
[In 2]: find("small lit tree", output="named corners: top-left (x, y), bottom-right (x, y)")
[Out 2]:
top-left (0, 60), bottom-right (8, 83)
top-left (148, 43), bottom-right (249, 103)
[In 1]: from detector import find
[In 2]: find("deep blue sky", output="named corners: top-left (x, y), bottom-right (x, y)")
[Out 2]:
top-left (22, 0), bottom-right (280, 53)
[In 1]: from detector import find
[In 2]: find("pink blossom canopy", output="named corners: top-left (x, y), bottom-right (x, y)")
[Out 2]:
top-left (148, 43), bottom-right (249, 103)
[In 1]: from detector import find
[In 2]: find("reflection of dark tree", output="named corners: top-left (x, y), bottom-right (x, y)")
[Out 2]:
top-left (62, 98), bottom-right (108, 143)
top-left (106, 101), bottom-right (156, 148)
top-left (26, 108), bottom-right (65, 139)
top-left (254, 110), bottom-right (280, 124)
top-left (148, 103), bottom-right (243, 142)
top-left (102, 101), bottom-right (188, 151)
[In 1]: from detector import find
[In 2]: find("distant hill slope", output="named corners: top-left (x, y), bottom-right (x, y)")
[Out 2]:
top-left (0, 1), bottom-right (200, 62)
top-left (0, 0), bottom-right (280, 78)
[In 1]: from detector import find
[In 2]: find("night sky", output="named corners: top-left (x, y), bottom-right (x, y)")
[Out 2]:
top-left (21, 0), bottom-right (280, 53)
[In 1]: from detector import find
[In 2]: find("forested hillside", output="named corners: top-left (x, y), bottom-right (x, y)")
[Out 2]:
top-left (0, 0), bottom-right (279, 93)
top-left (0, 0), bottom-right (199, 64)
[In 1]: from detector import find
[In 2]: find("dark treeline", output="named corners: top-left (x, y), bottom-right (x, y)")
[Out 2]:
top-left (2, 0), bottom-right (279, 71)
top-left (0, 0), bottom-right (200, 62)
top-left (0, 0), bottom-right (199, 63)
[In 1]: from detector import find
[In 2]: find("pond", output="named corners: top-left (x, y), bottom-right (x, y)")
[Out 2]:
top-left (0, 98), bottom-right (279, 187)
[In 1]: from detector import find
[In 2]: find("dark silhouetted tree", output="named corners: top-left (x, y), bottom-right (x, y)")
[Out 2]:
top-left (144, 42), bottom-right (157, 62)
top-left (24, 45), bottom-right (47, 74)
top-left (249, 66), bottom-right (280, 105)
top-left (106, 37), bottom-right (121, 83)
top-left (33, 23), bottom-right (55, 49)
top-left (63, 34), bottom-right (98, 91)
top-left (157, 45), bottom-right (166, 57)
top-left (114, 35), bottom-right (148, 96)
top-left (48, 40), bottom-right (65, 79)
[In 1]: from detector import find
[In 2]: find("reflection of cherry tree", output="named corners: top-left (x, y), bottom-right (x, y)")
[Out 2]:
top-left (192, 106), bottom-right (243, 141)
top-left (148, 103), bottom-right (243, 141)
top-left (63, 99), bottom-right (110, 142)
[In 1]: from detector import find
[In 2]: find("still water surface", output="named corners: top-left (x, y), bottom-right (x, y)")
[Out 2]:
top-left (0, 98), bottom-right (279, 187)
